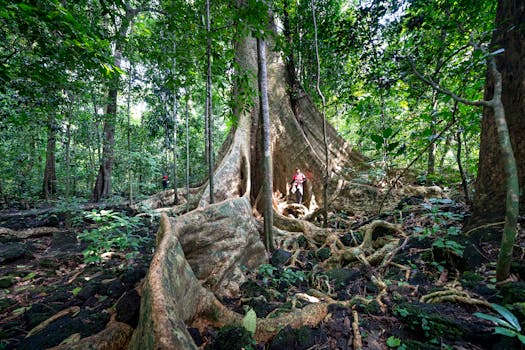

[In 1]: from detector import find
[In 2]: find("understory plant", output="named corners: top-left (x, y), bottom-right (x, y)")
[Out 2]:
top-left (474, 303), bottom-right (525, 345)
top-left (77, 209), bottom-right (150, 264)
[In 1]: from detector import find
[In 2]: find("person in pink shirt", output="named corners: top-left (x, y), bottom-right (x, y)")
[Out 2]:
top-left (290, 168), bottom-right (306, 204)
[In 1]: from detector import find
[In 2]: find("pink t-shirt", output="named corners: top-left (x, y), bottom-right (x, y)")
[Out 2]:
top-left (292, 172), bottom-right (306, 185)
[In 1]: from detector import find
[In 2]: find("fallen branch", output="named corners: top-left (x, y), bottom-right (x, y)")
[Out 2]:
top-left (26, 306), bottom-right (80, 338)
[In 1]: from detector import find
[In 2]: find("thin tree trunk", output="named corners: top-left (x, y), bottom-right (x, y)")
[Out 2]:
top-left (427, 27), bottom-right (448, 182)
top-left (472, 0), bottom-right (525, 224)
top-left (490, 63), bottom-right (519, 281)
top-left (93, 6), bottom-right (136, 202)
top-left (427, 101), bottom-right (437, 180)
top-left (206, 0), bottom-right (214, 204)
top-left (43, 113), bottom-right (57, 200)
top-left (93, 78), bottom-right (118, 202)
top-left (311, 0), bottom-right (329, 227)
top-left (455, 128), bottom-right (470, 203)
top-left (438, 134), bottom-right (451, 171)
top-left (412, 43), bottom-right (519, 282)
top-left (172, 39), bottom-right (179, 205)
top-left (65, 119), bottom-right (72, 228)
top-left (127, 62), bottom-right (133, 206)
top-left (185, 95), bottom-right (190, 213)
top-left (448, 101), bottom-right (470, 204)
top-left (257, 38), bottom-right (274, 252)
top-left (0, 180), bottom-right (8, 208)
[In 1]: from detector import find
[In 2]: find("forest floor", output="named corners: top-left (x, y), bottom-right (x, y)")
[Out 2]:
top-left (1, 195), bottom-right (525, 350)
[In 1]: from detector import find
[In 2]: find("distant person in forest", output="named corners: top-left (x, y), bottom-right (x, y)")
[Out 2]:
top-left (162, 175), bottom-right (169, 190)
top-left (290, 168), bottom-right (306, 204)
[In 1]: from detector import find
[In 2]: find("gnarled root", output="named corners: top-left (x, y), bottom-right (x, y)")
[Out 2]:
top-left (420, 287), bottom-right (492, 308)
top-left (322, 220), bottom-right (404, 269)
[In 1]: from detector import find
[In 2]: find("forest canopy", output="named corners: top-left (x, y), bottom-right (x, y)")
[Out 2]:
top-left (0, 0), bottom-right (496, 206)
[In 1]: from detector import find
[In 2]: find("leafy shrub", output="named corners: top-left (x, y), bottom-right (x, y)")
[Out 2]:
top-left (474, 303), bottom-right (525, 345)
top-left (77, 210), bottom-right (150, 264)
top-left (258, 264), bottom-right (306, 288)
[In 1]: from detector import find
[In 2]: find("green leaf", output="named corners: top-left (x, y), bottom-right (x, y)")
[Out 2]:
top-left (383, 127), bottom-right (393, 139)
top-left (386, 335), bottom-right (401, 347)
top-left (494, 326), bottom-right (517, 338)
top-left (386, 141), bottom-right (400, 152)
top-left (517, 334), bottom-right (525, 345)
top-left (22, 272), bottom-right (36, 281)
top-left (370, 134), bottom-right (383, 145)
top-left (474, 312), bottom-right (515, 329)
top-left (242, 309), bottom-right (257, 335)
top-left (492, 303), bottom-right (521, 331)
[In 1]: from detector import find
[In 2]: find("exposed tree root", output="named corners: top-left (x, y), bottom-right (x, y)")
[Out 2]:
top-left (126, 209), bottom-right (403, 349)
top-left (420, 288), bottom-right (492, 308)
top-left (321, 220), bottom-right (404, 269)
top-left (49, 315), bottom-right (133, 350)
top-left (352, 306), bottom-right (363, 350)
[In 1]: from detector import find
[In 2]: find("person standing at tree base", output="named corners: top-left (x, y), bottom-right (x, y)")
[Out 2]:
top-left (290, 168), bottom-right (306, 204)
top-left (162, 175), bottom-right (169, 190)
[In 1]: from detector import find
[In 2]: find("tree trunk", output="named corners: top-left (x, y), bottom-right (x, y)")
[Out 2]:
top-left (172, 39), bottom-right (179, 205)
top-left (92, 78), bottom-right (118, 202)
top-left (92, 6), bottom-right (136, 202)
top-left (127, 62), bottom-right (133, 206)
top-left (258, 37), bottom-right (274, 251)
top-left (471, 0), bottom-right (525, 224)
top-left (185, 96), bottom-right (190, 213)
top-left (311, 0), bottom-right (329, 226)
top-left (129, 11), bottom-right (368, 350)
top-left (205, 0), bottom-right (214, 204)
top-left (42, 113), bottom-right (57, 200)
top-left (456, 128), bottom-right (470, 204)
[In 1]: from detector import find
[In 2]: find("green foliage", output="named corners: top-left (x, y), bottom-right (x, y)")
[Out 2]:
top-left (205, 325), bottom-right (256, 350)
top-left (386, 335), bottom-right (402, 348)
top-left (474, 304), bottom-right (525, 345)
top-left (432, 237), bottom-right (464, 257)
top-left (242, 309), bottom-right (257, 335)
top-left (77, 210), bottom-right (150, 265)
top-left (395, 303), bottom-right (464, 340)
top-left (257, 264), bottom-right (306, 289)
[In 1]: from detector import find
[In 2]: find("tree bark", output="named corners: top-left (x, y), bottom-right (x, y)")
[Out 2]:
top-left (185, 96), bottom-right (190, 213)
top-left (205, 0), bottom-right (214, 204)
top-left (471, 0), bottom-right (525, 224)
top-left (42, 113), bottom-right (57, 200)
top-left (92, 78), bottom-right (118, 202)
top-left (311, 0), bottom-right (329, 226)
top-left (258, 37), bottom-right (274, 251)
top-left (92, 6), bottom-right (136, 202)
top-left (172, 39), bottom-right (179, 205)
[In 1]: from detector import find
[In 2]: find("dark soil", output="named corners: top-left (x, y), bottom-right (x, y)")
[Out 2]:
top-left (1, 197), bottom-right (525, 350)
top-left (0, 207), bottom-right (156, 350)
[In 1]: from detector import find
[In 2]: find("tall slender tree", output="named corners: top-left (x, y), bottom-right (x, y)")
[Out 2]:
top-left (257, 37), bottom-right (274, 251)
top-left (93, 4), bottom-right (137, 202)
top-left (43, 113), bottom-right (57, 200)
top-left (205, 0), bottom-right (214, 204)
top-left (171, 38), bottom-right (179, 205)
top-left (311, 0), bottom-right (329, 226)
